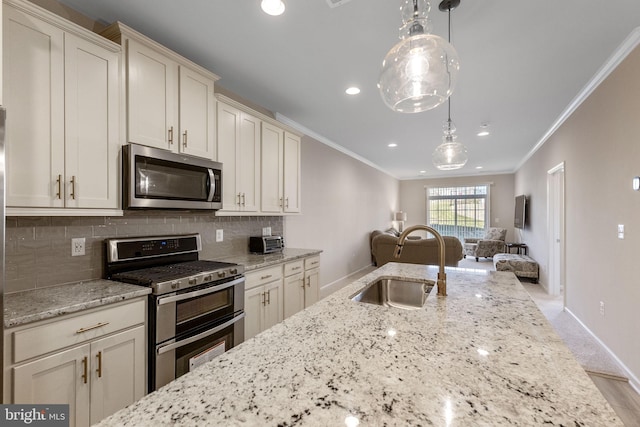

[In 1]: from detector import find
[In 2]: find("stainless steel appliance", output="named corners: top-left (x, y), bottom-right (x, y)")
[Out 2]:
top-left (0, 106), bottom-right (6, 402)
top-left (122, 143), bottom-right (222, 210)
top-left (249, 235), bottom-right (284, 254)
top-left (105, 234), bottom-right (244, 392)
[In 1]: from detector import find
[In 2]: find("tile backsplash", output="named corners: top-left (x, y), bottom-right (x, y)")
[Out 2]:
top-left (5, 212), bottom-right (283, 294)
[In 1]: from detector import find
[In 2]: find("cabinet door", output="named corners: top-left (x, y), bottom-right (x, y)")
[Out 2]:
top-left (244, 286), bottom-right (265, 340)
top-left (238, 113), bottom-right (260, 212)
top-left (283, 273), bottom-right (305, 319)
top-left (179, 66), bottom-right (216, 159)
top-left (13, 344), bottom-right (90, 427)
top-left (90, 326), bottom-right (146, 425)
top-left (263, 280), bottom-right (283, 331)
top-left (304, 268), bottom-right (320, 308)
top-left (126, 39), bottom-right (178, 150)
top-left (283, 132), bottom-right (301, 213)
top-left (64, 33), bottom-right (120, 209)
top-left (4, 6), bottom-right (65, 207)
top-left (261, 122), bottom-right (284, 213)
top-left (217, 102), bottom-right (241, 210)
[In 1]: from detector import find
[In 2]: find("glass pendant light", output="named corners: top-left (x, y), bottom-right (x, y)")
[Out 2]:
top-left (432, 0), bottom-right (467, 170)
top-left (378, 0), bottom-right (460, 113)
top-left (433, 116), bottom-right (468, 170)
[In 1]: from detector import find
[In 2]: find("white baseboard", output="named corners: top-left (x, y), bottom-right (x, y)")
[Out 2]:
top-left (320, 264), bottom-right (375, 299)
top-left (565, 307), bottom-right (640, 393)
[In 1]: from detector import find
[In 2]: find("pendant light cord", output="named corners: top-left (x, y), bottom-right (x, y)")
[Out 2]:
top-left (447, 5), bottom-right (452, 131)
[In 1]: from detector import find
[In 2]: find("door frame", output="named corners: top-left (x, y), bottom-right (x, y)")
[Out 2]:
top-left (547, 162), bottom-right (565, 300)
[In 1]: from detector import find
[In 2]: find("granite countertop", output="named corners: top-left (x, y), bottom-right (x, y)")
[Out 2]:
top-left (96, 263), bottom-right (622, 426)
top-left (218, 248), bottom-right (322, 271)
top-left (4, 280), bottom-right (151, 328)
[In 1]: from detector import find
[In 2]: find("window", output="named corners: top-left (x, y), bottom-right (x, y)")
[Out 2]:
top-left (426, 185), bottom-right (490, 241)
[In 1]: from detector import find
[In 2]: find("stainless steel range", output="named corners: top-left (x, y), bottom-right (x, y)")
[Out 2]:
top-left (105, 234), bottom-right (245, 392)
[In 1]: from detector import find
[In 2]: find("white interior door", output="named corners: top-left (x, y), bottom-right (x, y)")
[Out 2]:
top-left (547, 163), bottom-right (565, 297)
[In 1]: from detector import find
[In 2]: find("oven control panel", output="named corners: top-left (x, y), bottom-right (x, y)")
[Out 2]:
top-left (106, 234), bottom-right (202, 262)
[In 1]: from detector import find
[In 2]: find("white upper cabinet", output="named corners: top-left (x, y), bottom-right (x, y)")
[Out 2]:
top-left (283, 132), bottom-right (301, 213)
top-left (102, 22), bottom-right (218, 159)
top-left (3, 0), bottom-right (120, 213)
top-left (216, 99), bottom-right (260, 212)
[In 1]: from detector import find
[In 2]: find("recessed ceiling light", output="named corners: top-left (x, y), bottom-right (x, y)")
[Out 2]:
top-left (475, 166), bottom-right (483, 170)
top-left (477, 123), bottom-right (490, 137)
top-left (419, 170), bottom-right (426, 174)
top-left (387, 143), bottom-right (397, 148)
top-left (261, 0), bottom-right (285, 16)
top-left (345, 86), bottom-right (360, 95)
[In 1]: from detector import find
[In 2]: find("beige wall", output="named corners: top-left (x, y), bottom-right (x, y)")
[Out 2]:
top-left (516, 46), bottom-right (640, 386)
top-left (399, 174), bottom-right (516, 241)
top-left (285, 136), bottom-right (399, 292)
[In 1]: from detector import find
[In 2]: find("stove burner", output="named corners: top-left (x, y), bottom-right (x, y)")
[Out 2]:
top-left (112, 260), bottom-right (239, 286)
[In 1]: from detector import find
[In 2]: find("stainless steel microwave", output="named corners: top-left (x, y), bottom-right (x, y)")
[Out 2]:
top-left (123, 143), bottom-right (222, 210)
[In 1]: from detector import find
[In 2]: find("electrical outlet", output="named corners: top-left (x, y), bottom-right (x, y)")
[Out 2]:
top-left (71, 238), bottom-right (85, 256)
top-left (216, 229), bottom-right (223, 242)
top-left (262, 227), bottom-right (271, 236)
top-left (618, 224), bottom-right (624, 239)
top-left (599, 301), bottom-right (605, 316)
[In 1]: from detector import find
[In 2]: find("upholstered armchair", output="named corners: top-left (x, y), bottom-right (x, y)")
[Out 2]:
top-left (463, 228), bottom-right (507, 261)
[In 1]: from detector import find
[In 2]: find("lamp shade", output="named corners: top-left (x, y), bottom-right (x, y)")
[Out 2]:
top-left (394, 211), bottom-right (407, 222)
top-left (379, 33), bottom-right (459, 113)
top-left (432, 141), bottom-right (468, 170)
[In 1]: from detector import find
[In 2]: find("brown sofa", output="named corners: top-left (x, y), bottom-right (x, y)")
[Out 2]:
top-left (370, 229), bottom-right (463, 267)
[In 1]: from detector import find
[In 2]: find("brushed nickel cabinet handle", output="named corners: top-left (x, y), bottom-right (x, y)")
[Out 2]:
top-left (75, 322), bottom-right (109, 334)
top-left (96, 351), bottom-right (102, 378)
top-left (183, 130), bottom-right (188, 147)
top-left (168, 126), bottom-right (174, 145)
top-left (70, 176), bottom-right (76, 200)
top-left (261, 274), bottom-right (272, 280)
top-left (285, 197), bottom-right (289, 209)
top-left (279, 197), bottom-right (283, 207)
top-left (261, 292), bottom-right (266, 306)
top-left (266, 290), bottom-right (271, 305)
top-left (237, 193), bottom-right (241, 205)
top-left (56, 174), bottom-right (62, 199)
top-left (82, 356), bottom-right (88, 384)
top-left (241, 193), bottom-right (246, 206)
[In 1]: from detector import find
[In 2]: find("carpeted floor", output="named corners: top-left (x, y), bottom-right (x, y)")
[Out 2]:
top-left (457, 257), bottom-right (628, 380)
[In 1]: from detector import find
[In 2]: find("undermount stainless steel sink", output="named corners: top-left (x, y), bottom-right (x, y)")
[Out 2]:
top-left (350, 278), bottom-right (434, 310)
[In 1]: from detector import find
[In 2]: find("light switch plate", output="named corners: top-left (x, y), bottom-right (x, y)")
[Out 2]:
top-left (216, 229), bottom-right (223, 242)
top-left (262, 227), bottom-right (271, 236)
top-left (618, 224), bottom-right (624, 239)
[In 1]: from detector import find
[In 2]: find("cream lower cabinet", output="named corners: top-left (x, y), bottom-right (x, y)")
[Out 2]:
top-left (3, 0), bottom-right (120, 212)
top-left (4, 299), bottom-right (147, 427)
top-left (283, 255), bottom-right (320, 319)
top-left (244, 266), bottom-right (283, 340)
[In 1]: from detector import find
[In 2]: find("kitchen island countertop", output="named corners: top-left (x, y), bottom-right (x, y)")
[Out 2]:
top-left (96, 262), bottom-right (622, 426)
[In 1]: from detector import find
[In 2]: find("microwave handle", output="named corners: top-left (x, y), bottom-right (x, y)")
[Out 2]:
top-left (156, 313), bottom-right (245, 355)
top-left (207, 169), bottom-right (216, 202)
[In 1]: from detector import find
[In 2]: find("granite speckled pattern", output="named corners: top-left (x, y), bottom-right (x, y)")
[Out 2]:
top-left (219, 248), bottom-right (322, 271)
top-left (96, 263), bottom-right (622, 426)
top-left (4, 280), bottom-right (151, 328)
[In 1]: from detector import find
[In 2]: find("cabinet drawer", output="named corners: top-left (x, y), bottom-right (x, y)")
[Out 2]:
top-left (245, 265), bottom-right (283, 290)
top-left (304, 256), bottom-right (320, 270)
top-left (284, 260), bottom-right (304, 277)
top-left (12, 299), bottom-right (145, 364)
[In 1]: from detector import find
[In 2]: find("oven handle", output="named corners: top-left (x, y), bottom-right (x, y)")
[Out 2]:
top-left (157, 276), bottom-right (244, 306)
top-left (156, 312), bottom-right (245, 355)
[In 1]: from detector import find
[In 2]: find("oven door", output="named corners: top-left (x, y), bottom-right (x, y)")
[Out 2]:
top-left (155, 276), bottom-right (244, 344)
top-left (153, 312), bottom-right (244, 391)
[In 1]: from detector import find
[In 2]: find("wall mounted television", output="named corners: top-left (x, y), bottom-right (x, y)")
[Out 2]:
top-left (514, 195), bottom-right (528, 229)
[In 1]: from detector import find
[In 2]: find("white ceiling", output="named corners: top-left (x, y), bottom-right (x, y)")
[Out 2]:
top-left (57, 0), bottom-right (640, 180)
